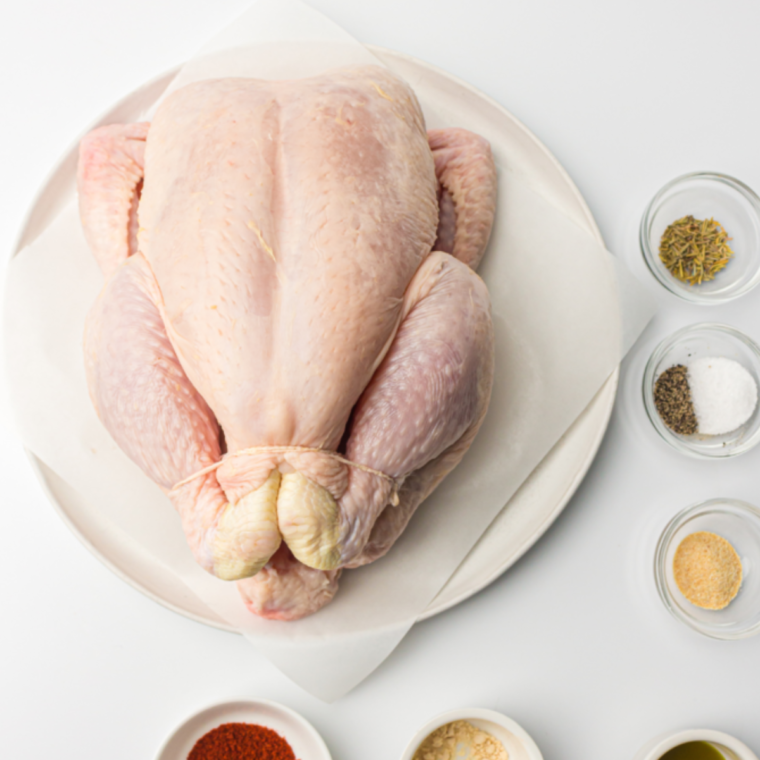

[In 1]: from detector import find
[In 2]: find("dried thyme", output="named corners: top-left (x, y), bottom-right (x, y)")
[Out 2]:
top-left (654, 364), bottom-right (698, 435)
top-left (658, 215), bottom-right (733, 285)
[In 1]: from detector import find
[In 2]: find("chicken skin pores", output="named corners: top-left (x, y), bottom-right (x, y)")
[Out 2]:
top-left (79, 66), bottom-right (496, 620)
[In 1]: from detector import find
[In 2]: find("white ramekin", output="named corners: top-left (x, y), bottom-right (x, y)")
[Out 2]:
top-left (633, 728), bottom-right (758, 760)
top-left (154, 698), bottom-right (332, 760)
top-left (400, 708), bottom-right (543, 760)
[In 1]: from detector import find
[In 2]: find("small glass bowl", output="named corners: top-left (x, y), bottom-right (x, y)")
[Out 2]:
top-left (655, 499), bottom-right (760, 640)
top-left (643, 323), bottom-right (760, 458)
top-left (640, 172), bottom-right (760, 304)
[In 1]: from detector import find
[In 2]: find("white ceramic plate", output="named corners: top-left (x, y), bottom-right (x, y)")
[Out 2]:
top-left (14, 47), bottom-right (617, 631)
top-left (154, 699), bottom-right (332, 760)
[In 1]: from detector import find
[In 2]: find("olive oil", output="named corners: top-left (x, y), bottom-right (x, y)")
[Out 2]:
top-left (660, 742), bottom-right (725, 760)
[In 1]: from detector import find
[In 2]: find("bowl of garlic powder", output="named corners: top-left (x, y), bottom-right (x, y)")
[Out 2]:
top-left (400, 708), bottom-right (543, 760)
top-left (654, 499), bottom-right (760, 639)
top-left (643, 323), bottom-right (760, 458)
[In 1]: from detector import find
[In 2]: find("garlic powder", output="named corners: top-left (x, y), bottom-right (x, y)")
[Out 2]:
top-left (673, 531), bottom-right (743, 610)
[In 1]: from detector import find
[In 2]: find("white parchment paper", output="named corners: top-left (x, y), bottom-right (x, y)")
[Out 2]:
top-left (3, 0), bottom-right (655, 700)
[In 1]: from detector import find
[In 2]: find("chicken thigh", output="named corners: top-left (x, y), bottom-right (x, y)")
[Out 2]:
top-left (79, 66), bottom-right (496, 620)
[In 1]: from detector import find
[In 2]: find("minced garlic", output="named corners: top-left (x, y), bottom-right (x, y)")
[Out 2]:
top-left (411, 720), bottom-right (508, 760)
top-left (673, 531), bottom-right (743, 610)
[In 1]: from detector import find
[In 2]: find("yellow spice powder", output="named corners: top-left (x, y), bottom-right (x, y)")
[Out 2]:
top-left (412, 720), bottom-right (508, 760)
top-left (673, 531), bottom-right (743, 610)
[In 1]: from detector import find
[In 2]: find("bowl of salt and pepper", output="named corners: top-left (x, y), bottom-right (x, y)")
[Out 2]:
top-left (643, 323), bottom-right (760, 458)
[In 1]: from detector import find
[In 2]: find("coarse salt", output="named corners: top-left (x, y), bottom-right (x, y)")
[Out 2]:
top-left (687, 356), bottom-right (758, 435)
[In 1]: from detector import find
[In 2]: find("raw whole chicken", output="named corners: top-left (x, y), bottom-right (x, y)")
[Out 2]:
top-left (79, 65), bottom-right (496, 620)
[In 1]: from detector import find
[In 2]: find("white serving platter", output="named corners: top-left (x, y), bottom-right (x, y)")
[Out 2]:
top-left (13, 46), bottom-right (618, 631)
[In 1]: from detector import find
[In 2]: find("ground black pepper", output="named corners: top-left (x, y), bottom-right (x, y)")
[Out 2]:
top-left (654, 364), bottom-right (698, 435)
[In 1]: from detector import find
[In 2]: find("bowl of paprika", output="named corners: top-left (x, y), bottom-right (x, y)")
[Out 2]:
top-left (155, 698), bottom-right (332, 760)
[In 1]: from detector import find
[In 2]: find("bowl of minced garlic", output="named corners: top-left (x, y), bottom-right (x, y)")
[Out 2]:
top-left (401, 709), bottom-right (543, 760)
top-left (655, 499), bottom-right (760, 639)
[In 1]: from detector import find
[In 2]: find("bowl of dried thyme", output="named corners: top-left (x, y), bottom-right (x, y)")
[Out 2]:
top-left (654, 499), bottom-right (760, 640)
top-left (643, 323), bottom-right (760, 458)
top-left (640, 172), bottom-right (760, 304)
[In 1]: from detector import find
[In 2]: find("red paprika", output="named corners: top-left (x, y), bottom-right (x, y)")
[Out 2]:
top-left (187, 722), bottom-right (298, 760)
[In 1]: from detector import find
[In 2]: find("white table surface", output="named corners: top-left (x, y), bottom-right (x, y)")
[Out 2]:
top-left (2, 1), bottom-right (760, 758)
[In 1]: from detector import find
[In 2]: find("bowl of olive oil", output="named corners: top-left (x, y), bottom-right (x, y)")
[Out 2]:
top-left (661, 743), bottom-right (737, 760)
top-left (633, 729), bottom-right (758, 760)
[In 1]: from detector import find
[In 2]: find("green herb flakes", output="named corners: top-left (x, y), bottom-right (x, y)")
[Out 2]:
top-left (658, 215), bottom-right (733, 285)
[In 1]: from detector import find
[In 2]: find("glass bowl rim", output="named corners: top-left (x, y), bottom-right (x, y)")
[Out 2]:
top-left (654, 497), bottom-right (760, 640)
top-left (639, 171), bottom-right (760, 305)
top-left (642, 322), bottom-right (760, 459)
